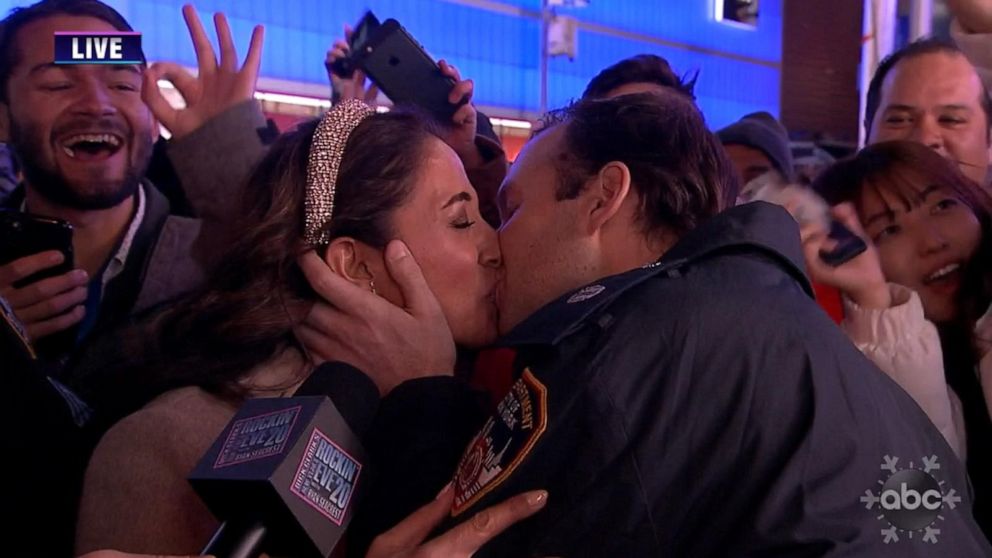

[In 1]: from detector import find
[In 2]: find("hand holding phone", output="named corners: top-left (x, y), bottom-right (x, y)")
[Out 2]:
top-left (353, 18), bottom-right (466, 123)
top-left (0, 211), bottom-right (86, 351)
top-left (435, 60), bottom-right (485, 165)
top-left (798, 203), bottom-right (893, 310)
top-left (327, 19), bottom-right (382, 105)
top-left (741, 172), bottom-right (867, 267)
top-left (327, 12), bottom-right (381, 80)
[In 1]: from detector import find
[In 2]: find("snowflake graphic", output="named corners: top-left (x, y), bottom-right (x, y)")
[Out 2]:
top-left (860, 455), bottom-right (960, 544)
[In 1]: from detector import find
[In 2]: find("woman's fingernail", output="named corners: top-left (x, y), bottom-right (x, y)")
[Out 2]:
top-left (435, 482), bottom-right (453, 499)
top-left (527, 490), bottom-right (548, 507)
top-left (388, 241), bottom-right (409, 261)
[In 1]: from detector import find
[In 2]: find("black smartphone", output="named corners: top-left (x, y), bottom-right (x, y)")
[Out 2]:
top-left (0, 210), bottom-right (74, 287)
top-left (328, 11), bottom-right (381, 79)
top-left (0, 210), bottom-right (79, 354)
top-left (353, 18), bottom-right (465, 123)
top-left (741, 172), bottom-right (868, 268)
top-left (820, 220), bottom-right (868, 267)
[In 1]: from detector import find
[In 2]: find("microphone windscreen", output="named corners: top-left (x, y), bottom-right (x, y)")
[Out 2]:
top-left (295, 361), bottom-right (379, 439)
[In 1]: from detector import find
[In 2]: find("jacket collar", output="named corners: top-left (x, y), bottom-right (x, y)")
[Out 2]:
top-left (498, 202), bottom-right (812, 348)
top-left (1, 183), bottom-right (25, 210)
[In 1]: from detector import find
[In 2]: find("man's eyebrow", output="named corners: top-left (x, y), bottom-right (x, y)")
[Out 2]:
top-left (28, 62), bottom-right (61, 75)
top-left (110, 64), bottom-right (142, 76)
top-left (882, 104), bottom-right (916, 113)
top-left (28, 63), bottom-right (142, 76)
top-left (936, 104), bottom-right (972, 112)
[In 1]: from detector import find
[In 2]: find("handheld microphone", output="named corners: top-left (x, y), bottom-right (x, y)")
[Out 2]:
top-left (188, 362), bottom-right (379, 558)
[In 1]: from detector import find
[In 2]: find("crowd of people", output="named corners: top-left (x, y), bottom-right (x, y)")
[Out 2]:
top-left (2, 0), bottom-right (992, 556)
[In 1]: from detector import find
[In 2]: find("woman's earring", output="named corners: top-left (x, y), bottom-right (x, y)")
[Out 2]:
top-left (369, 278), bottom-right (377, 295)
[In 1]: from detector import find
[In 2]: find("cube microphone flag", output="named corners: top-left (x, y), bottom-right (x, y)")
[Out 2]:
top-left (189, 362), bottom-right (378, 558)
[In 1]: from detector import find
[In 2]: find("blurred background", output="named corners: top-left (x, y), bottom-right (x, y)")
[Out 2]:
top-left (0, 0), bottom-right (955, 159)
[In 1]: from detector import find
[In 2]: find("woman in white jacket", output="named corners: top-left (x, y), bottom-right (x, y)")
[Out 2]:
top-left (804, 140), bottom-right (992, 537)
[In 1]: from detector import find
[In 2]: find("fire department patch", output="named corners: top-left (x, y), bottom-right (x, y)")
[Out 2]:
top-left (452, 368), bottom-right (548, 516)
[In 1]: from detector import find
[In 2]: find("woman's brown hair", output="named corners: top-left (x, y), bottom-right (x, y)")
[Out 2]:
top-left (130, 110), bottom-right (442, 403)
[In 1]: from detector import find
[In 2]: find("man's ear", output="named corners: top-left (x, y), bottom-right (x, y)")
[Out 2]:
top-left (583, 161), bottom-right (632, 234)
top-left (0, 102), bottom-right (10, 143)
top-left (322, 237), bottom-right (375, 289)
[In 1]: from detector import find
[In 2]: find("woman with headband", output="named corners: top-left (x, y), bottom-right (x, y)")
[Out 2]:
top-left (75, 100), bottom-right (505, 555)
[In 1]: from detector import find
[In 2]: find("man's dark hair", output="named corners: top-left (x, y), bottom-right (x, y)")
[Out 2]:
top-left (541, 92), bottom-right (738, 238)
top-left (865, 37), bottom-right (992, 139)
top-left (582, 54), bottom-right (697, 100)
top-left (0, 0), bottom-right (140, 103)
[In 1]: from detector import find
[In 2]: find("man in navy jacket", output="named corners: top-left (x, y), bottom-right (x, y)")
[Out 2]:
top-left (304, 90), bottom-right (992, 556)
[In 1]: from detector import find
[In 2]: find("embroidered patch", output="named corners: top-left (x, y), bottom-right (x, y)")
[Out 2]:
top-left (0, 296), bottom-right (34, 360)
top-left (290, 428), bottom-right (362, 526)
top-left (213, 406), bottom-right (301, 468)
top-left (567, 285), bottom-right (605, 304)
top-left (452, 368), bottom-right (548, 516)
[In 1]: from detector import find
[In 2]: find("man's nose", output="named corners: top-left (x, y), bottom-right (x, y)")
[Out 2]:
top-left (70, 78), bottom-right (117, 118)
top-left (909, 114), bottom-right (945, 154)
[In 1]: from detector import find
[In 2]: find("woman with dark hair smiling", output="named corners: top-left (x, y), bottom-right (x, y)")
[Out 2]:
top-left (75, 99), bottom-right (502, 555)
top-left (804, 140), bottom-right (992, 537)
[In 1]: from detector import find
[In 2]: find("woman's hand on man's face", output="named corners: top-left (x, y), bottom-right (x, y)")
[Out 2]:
top-left (296, 240), bottom-right (456, 396)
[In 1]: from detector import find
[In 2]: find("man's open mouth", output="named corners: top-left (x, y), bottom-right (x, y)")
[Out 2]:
top-left (59, 133), bottom-right (124, 161)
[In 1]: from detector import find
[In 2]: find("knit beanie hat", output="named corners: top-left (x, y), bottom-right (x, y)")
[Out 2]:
top-left (716, 112), bottom-right (795, 181)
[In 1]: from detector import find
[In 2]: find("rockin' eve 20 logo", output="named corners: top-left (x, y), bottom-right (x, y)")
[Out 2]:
top-left (54, 32), bottom-right (142, 64)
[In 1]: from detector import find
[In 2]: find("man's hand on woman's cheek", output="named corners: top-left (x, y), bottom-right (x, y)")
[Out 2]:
top-left (295, 240), bottom-right (456, 396)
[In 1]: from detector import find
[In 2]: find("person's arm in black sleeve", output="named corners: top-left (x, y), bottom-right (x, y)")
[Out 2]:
top-left (345, 376), bottom-right (488, 557)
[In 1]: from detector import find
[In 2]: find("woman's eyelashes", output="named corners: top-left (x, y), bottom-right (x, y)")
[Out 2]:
top-left (932, 198), bottom-right (960, 213)
top-left (452, 216), bottom-right (477, 229)
top-left (874, 223), bottom-right (902, 243)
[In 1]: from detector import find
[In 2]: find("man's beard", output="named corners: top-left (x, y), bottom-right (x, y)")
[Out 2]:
top-left (9, 115), bottom-right (152, 211)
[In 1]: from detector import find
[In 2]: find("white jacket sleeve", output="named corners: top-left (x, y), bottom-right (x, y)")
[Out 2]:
top-left (841, 283), bottom-right (966, 458)
top-left (972, 304), bottom-right (992, 423)
top-left (951, 18), bottom-right (992, 90)
top-left (978, 354), bottom-right (992, 422)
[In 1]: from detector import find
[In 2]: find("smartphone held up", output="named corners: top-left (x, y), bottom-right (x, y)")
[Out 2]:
top-left (329, 11), bottom-right (467, 123)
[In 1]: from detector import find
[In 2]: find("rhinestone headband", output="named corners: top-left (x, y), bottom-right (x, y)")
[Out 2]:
top-left (304, 99), bottom-right (376, 247)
